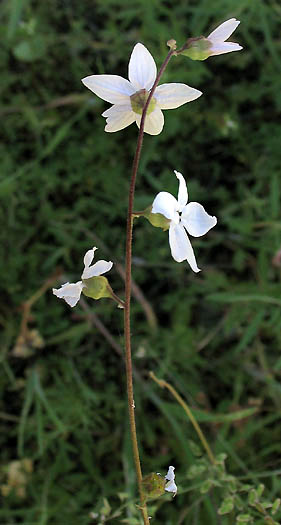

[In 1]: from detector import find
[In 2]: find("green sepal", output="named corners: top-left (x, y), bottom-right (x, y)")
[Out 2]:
top-left (142, 472), bottom-right (166, 501)
top-left (179, 37), bottom-right (211, 61)
top-left (138, 205), bottom-right (170, 231)
top-left (82, 276), bottom-right (112, 300)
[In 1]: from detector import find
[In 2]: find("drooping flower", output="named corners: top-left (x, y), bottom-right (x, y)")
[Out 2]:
top-left (53, 247), bottom-right (113, 307)
top-left (165, 466), bottom-right (177, 496)
top-left (180, 18), bottom-right (242, 61)
top-left (151, 170), bottom-right (217, 272)
top-left (81, 43), bottom-right (202, 135)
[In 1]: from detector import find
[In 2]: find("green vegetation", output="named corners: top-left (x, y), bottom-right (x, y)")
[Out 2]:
top-left (1, 0), bottom-right (281, 523)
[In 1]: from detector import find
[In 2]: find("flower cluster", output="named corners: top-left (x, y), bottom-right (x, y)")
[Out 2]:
top-left (53, 18), bottom-right (241, 306)
top-left (82, 19), bottom-right (241, 134)
top-left (52, 17), bottom-right (242, 518)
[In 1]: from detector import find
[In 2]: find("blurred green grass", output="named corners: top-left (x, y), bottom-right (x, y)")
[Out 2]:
top-left (1, 0), bottom-right (281, 523)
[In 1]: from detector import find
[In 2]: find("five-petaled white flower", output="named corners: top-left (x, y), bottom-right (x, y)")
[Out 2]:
top-left (53, 247), bottom-right (113, 307)
top-left (151, 170), bottom-right (217, 272)
top-left (165, 466), bottom-right (177, 496)
top-left (81, 43), bottom-right (202, 135)
top-left (206, 18), bottom-right (243, 56)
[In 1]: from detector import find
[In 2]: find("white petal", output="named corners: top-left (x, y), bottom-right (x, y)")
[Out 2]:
top-left (81, 75), bottom-right (135, 104)
top-left (174, 170), bottom-right (188, 212)
top-left (82, 260), bottom-right (113, 279)
top-left (83, 247), bottom-right (97, 269)
top-left (128, 43), bottom-right (157, 91)
top-left (165, 481), bottom-right (177, 494)
top-left (169, 223), bottom-right (200, 272)
top-left (209, 42), bottom-right (243, 56)
top-left (165, 466), bottom-right (175, 482)
top-left (152, 191), bottom-right (179, 222)
top-left (181, 202), bottom-right (217, 237)
top-left (102, 104), bottom-right (131, 117)
top-left (155, 83), bottom-right (202, 109)
top-left (165, 466), bottom-right (177, 495)
top-left (52, 281), bottom-right (84, 307)
top-left (135, 106), bottom-right (164, 135)
top-left (208, 18), bottom-right (240, 43)
top-left (102, 104), bottom-right (135, 132)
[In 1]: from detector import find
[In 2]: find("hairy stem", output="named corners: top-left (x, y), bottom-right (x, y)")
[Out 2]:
top-left (149, 371), bottom-right (216, 465)
top-left (124, 49), bottom-right (175, 524)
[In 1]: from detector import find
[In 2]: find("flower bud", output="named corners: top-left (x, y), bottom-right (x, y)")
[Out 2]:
top-left (178, 37), bottom-right (212, 61)
top-left (142, 473), bottom-right (166, 501)
top-left (167, 39), bottom-right (177, 50)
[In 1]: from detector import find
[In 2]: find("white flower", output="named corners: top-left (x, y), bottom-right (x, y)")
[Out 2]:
top-left (151, 170), bottom-right (217, 272)
top-left (165, 466), bottom-right (177, 496)
top-left (53, 247), bottom-right (113, 307)
top-left (81, 43), bottom-right (202, 135)
top-left (207, 18), bottom-right (243, 56)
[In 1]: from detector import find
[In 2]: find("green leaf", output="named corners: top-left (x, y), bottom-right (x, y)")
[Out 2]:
top-left (271, 498), bottom-right (281, 515)
top-left (236, 515), bottom-right (253, 523)
top-left (248, 489), bottom-right (258, 505)
top-left (200, 479), bottom-right (213, 494)
top-left (218, 496), bottom-right (234, 515)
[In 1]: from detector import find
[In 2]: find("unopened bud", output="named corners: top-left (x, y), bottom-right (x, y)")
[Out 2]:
top-left (167, 39), bottom-right (177, 51)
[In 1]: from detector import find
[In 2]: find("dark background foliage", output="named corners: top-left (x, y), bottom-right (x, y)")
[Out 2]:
top-left (1, 0), bottom-right (281, 523)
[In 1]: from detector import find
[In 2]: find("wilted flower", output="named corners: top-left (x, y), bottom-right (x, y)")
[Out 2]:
top-left (82, 43), bottom-right (202, 135)
top-left (165, 466), bottom-right (177, 496)
top-left (151, 170), bottom-right (217, 272)
top-left (180, 18), bottom-right (242, 61)
top-left (53, 248), bottom-right (113, 307)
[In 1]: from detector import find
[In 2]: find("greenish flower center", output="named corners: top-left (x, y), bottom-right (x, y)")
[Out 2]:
top-left (130, 89), bottom-right (157, 115)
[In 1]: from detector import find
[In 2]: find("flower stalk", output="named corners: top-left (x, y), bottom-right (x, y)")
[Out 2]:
top-left (124, 48), bottom-right (175, 524)
top-left (149, 371), bottom-right (216, 465)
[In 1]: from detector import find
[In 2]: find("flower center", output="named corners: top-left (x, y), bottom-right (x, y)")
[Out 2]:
top-left (130, 89), bottom-right (157, 115)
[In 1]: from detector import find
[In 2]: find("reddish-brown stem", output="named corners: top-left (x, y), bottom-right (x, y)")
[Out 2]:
top-left (124, 49), bottom-right (175, 524)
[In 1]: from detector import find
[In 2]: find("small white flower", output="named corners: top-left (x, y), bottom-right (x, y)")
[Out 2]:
top-left (206, 18), bottom-right (243, 56)
top-left (53, 247), bottom-right (113, 307)
top-left (151, 170), bottom-right (217, 272)
top-left (165, 466), bottom-right (177, 496)
top-left (82, 43), bottom-right (202, 135)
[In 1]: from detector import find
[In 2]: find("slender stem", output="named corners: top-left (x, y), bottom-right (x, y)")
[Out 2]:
top-left (107, 287), bottom-right (125, 308)
top-left (149, 371), bottom-right (216, 465)
top-left (124, 49), bottom-right (175, 524)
